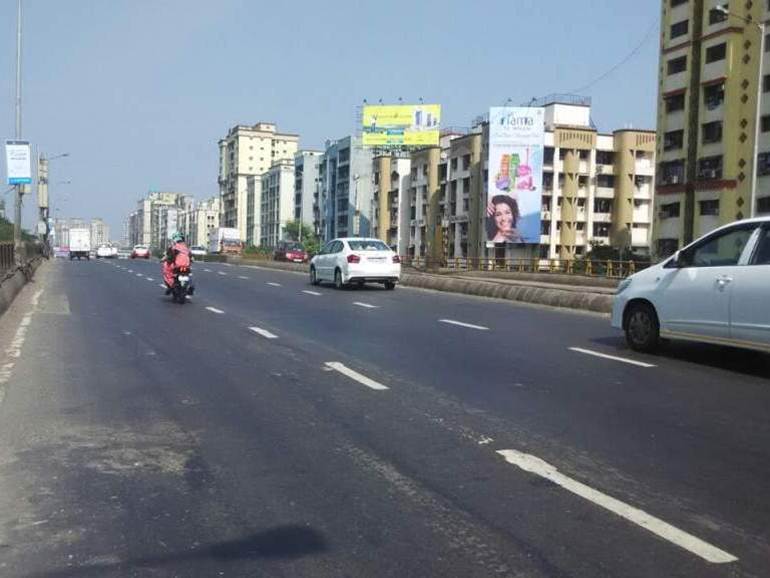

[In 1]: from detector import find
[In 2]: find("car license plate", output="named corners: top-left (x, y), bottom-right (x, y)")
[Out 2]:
top-left (368, 257), bottom-right (385, 262)
top-left (293, 259), bottom-right (303, 262)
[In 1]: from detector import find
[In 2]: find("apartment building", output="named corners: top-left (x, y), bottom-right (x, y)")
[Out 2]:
top-left (655, 0), bottom-right (770, 256)
top-left (187, 197), bottom-right (220, 247)
top-left (372, 154), bottom-right (411, 252)
top-left (90, 218), bottom-right (109, 246)
top-left (218, 123), bottom-right (299, 242)
top-left (403, 97), bottom-right (656, 261)
top-left (260, 160), bottom-right (295, 247)
top-left (315, 136), bottom-right (374, 241)
top-left (294, 150), bottom-right (322, 232)
top-left (127, 191), bottom-right (192, 249)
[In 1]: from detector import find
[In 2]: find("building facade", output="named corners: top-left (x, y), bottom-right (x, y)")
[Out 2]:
top-left (294, 150), bottom-right (322, 233)
top-left (372, 155), bottom-right (411, 252)
top-left (655, 0), bottom-right (770, 256)
top-left (260, 160), bottom-right (295, 247)
top-left (218, 123), bottom-right (299, 242)
top-left (188, 197), bottom-right (220, 247)
top-left (90, 218), bottom-right (109, 246)
top-left (127, 191), bottom-right (192, 250)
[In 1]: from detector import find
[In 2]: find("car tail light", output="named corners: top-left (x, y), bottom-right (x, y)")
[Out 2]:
top-left (286, 252), bottom-right (292, 258)
top-left (392, 255), bottom-right (401, 264)
top-left (347, 254), bottom-right (361, 264)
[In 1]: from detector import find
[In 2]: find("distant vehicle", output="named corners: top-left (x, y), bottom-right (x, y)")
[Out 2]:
top-left (310, 237), bottom-right (400, 290)
top-left (190, 245), bottom-right (207, 258)
top-left (274, 240), bottom-right (307, 263)
top-left (131, 245), bottom-right (151, 259)
top-left (613, 218), bottom-right (770, 354)
top-left (69, 228), bottom-right (91, 260)
top-left (117, 248), bottom-right (132, 259)
top-left (96, 244), bottom-right (118, 259)
top-left (208, 227), bottom-right (242, 255)
top-left (53, 246), bottom-right (70, 259)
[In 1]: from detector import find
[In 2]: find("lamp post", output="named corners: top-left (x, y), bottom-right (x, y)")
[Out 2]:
top-left (13, 0), bottom-right (23, 262)
top-left (715, 5), bottom-right (765, 217)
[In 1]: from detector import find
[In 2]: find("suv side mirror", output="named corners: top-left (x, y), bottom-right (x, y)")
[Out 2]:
top-left (665, 250), bottom-right (686, 269)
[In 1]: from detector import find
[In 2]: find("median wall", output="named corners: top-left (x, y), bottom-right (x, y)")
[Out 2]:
top-left (0, 257), bottom-right (44, 317)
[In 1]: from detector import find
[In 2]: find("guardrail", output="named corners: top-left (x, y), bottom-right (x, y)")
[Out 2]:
top-left (401, 256), bottom-right (651, 279)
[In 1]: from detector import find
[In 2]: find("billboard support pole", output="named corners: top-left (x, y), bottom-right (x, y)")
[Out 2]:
top-left (13, 0), bottom-right (23, 262)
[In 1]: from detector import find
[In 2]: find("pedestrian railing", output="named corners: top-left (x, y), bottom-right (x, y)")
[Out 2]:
top-left (401, 256), bottom-right (651, 279)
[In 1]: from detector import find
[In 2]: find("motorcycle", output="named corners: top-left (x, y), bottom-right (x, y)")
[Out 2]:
top-left (171, 266), bottom-right (193, 304)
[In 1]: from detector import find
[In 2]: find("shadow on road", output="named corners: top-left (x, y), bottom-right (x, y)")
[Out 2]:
top-left (592, 335), bottom-right (770, 380)
top-left (28, 525), bottom-right (328, 577)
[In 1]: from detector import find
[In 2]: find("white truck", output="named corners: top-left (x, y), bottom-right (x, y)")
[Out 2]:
top-left (208, 227), bottom-right (242, 255)
top-left (69, 228), bottom-right (91, 260)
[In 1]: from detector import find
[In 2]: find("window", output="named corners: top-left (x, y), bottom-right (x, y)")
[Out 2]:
top-left (764, 75), bottom-right (770, 93)
top-left (659, 160), bottom-right (685, 185)
top-left (660, 202), bottom-right (681, 218)
top-left (665, 93), bottom-right (686, 113)
top-left (671, 0), bottom-right (687, 6)
top-left (709, 6), bottom-right (728, 24)
top-left (544, 147), bottom-right (555, 165)
top-left (699, 199), bottom-right (720, 216)
top-left (763, 115), bottom-right (770, 133)
top-left (596, 150), bottom-right (615, 165)
top-left (664, 130), bottom-right (684, 151)
top-left (698, 155), bottom-right (723, 179)
top-left (593, 222), bottom-right (610, 237)
top-left (597, 174), bottom-right (616, 188)
top-left (704, 82), bottom-right (725, 109)
top-left (682, 225), bottom-right (755, 267)
top-left (705, 43), bottom-right (727, 63)
top-left (462, 154), bottom-right (471, 170)
top-left (670, 20), bottom-right (689, 39)
top-left (702, 121), bottom-right (723, 144)
top-left (757, 152), bottom-right (770, 176)
top-left (594, 198), bottom-right (612, 213)
top-left (752, 228), bottom-right (770, 264)
top-left (657, 238), bottom-right (679, 257)
top-left (757, 196), bottom-right (770, 214)
top-left (667, 56), bottom-right (687, 75)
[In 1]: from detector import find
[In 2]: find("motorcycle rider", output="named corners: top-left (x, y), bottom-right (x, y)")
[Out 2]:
top-left (162, 232), bottom-right (193, 295)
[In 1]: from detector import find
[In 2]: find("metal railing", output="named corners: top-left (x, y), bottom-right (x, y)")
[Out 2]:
top-left (400, 256), bottom-right (651, 279)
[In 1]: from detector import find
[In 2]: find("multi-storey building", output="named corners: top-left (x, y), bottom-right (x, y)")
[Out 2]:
top-left (402, 97), bottom-right (656, 261)
top-left (372, 154), bottom-right (411, 252)
top-left (218, 123), bottom-right (299, 242)
top-left (260, 160), bottom-right (295, 247)
top-left (315, 136), bottom-right (374, 241)
top-left (655, 0), bottom-right (770, 256)
top-left (187, 197), bottom-right (220, 247)
top-left (294, 150), bottom-right (322, 232)
top-left (127, 191), bottom-right (191, 249)
top-left (90, 218), bottom-right (109, 246)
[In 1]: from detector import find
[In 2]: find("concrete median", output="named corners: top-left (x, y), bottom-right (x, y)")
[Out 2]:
top-left (0, 257), bottom-right (44, 317)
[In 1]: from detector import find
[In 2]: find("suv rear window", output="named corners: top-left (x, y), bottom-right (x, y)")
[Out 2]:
top-left (347, 240), bottom-right (390, 251)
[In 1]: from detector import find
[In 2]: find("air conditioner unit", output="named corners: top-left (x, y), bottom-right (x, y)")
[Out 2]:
top-left (700, 170), bottom-right (717, 179)
top-left (668, 175), bottom-right (680, 184)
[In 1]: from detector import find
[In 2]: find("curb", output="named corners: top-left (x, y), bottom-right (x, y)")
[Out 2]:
top-left (0, 258), bottom-right (43, 318)
top-left (227, 257), bottom-right (614, 314)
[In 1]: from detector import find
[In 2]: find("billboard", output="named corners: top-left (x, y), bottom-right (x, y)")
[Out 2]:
top-left (486, 107), bottom-right (545, 245)
top-left (362, 104), bottom-right (441, 147)
top-left (4, 140), bottom-right (32, 185)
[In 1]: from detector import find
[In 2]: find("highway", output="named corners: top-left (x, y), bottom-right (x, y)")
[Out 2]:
top-left (0, 258), bottom-right (767, 577)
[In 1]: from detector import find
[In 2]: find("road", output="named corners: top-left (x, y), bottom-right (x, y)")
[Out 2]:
top-left (0, 258), bottom-right (767, 577)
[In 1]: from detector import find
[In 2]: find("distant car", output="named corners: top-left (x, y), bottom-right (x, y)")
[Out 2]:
top-left (117, 248), bottom-right (131, 259)
top-left (310, 237), bottom-right (400, 290)
top-left (96, 244), bottom-right (117, 259)
top-left (131, 245), bottom-right (151, 259)
top-left (190, 245), bottom-right (207, 258)
top-left (274, 241), bottom-right (308, 263)
top-left (613, 217), bottom-right (770, 354)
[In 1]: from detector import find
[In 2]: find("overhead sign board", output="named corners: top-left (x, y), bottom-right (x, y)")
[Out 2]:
top-left (362, 104), bottom-right (441, 147)
top-left (4, 140), bottom-right (32, 185)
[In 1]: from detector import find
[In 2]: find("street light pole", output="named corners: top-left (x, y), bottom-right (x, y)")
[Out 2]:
top-left (13, 0), bottom-right (23, 260)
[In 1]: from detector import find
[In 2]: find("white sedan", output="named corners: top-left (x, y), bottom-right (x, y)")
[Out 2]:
top-left (96, 244), bottom-right (118, 259)
top-left (310, 238), bottom-right (400, 290)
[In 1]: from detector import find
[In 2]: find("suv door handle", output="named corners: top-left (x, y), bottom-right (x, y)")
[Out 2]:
top-left (716, 275), bottom-right (734, 287)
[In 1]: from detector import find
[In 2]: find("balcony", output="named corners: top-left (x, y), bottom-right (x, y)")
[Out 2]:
top-left (593, 213), bottom-right (612, 223)
top-left (595, 187), bottom-right (615, 199)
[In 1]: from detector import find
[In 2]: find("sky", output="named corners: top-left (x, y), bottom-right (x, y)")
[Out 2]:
top-left (0, 0), bottom-right (660, 241)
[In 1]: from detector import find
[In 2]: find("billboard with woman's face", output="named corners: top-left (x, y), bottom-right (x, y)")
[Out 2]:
top-left (486, 107), bottom-right (545, 245)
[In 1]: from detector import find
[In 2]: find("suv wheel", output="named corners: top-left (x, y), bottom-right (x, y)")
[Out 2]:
top-left (310, 267), bottom-right (320, 286)
top-left (625, 302), bottom-right (660, 353)
top-left (334, 268), bottom-right (344, 290)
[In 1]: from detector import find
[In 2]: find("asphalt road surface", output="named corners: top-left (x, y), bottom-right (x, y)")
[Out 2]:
top-left (0, 258), bottom-right (768, 577)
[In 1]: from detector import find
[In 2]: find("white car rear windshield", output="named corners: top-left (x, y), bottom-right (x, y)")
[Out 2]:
top-left (347, 240), bottom-right (390, 251)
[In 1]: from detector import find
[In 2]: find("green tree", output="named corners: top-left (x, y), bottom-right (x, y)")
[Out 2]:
top-left (284, 220), bottom-right (315, 243)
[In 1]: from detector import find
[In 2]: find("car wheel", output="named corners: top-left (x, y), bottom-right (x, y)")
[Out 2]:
top-left (334, 268), bottom-right (345, 290)
top-left (384, 281), bottom-right (396, 291)
top-left (625, 302), bottom-right (659, 353)
top-left (310, 267), bottom-right (320, 286)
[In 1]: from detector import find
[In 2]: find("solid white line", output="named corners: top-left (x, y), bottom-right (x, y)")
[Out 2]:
top-left (302, 290), bottom-right (321, 296)
top-left (439, 319), bottom-right (489, 331)
top-left (569, 347), bottom-right (656, 368)
top-left (267, 282), bottom-right (282, 287)
top-left (353, 302), bottom-right (379, 309)
top-left (205, 307), bottom-right (224, 314)
top-left (249, 326), bottom-right (278, 339)
top-left (496, 449), bottom-right (737, 564)
top-left (324, 362), bottom-right (389, 391)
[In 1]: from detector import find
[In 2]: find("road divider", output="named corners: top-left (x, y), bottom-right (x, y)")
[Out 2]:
top-left (496, 449), bottom-right (737, 564)
top-left (324, 362), bottom-right (389, 391)
top-left (569, 347), bottom-right (655, 368)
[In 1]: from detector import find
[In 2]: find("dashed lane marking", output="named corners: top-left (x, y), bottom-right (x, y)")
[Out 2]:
top-left (569, 347), bottom-right (656, 368)
top-left (267, 282), bottom-right (282, 287)
top-left (249, 326), bottom-right (278, 339)
top-left (205, 307), bottom-right (224, 314)
top-left (353, 302), bottom-right (379, 309)
top-left (302, 290), bottom-right (322, 296)
top-left (324, 362), bottom-right (389, 391)
top-left (238, 276), bottom-right (249, 280)
top-left (439, 319), bottom-right (489, 331)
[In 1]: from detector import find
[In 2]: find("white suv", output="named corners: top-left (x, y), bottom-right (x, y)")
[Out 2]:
top-left (613, 218), bottom-right (770, 353)
top-left (310, 238), bottom-right (401, 290)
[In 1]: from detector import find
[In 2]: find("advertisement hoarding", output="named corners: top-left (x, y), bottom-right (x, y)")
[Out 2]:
top-left (486, 107), bottom-right (545, 245)
top-left (4, 140), bottom-right (32, 185)
top-left (362, 104), bottom-right (441, 147)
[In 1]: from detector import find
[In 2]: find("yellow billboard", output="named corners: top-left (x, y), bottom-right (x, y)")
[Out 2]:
top-left (362, 104), bottom-right (441, 147)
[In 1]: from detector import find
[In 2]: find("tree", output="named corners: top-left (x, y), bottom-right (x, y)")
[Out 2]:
top-left (284, 220), bottom-right (315, 243)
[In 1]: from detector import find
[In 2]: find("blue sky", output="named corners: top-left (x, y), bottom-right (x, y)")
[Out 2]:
top-left (0, 0), bottom-right (660, 239)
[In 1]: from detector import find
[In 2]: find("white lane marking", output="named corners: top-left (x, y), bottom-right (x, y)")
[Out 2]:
top-left (439, 319), bottom-right (489, 331)
top-left (127, 269), bottom-right (134, 273)
top-left (238, 276), bottom-right (249, 280)
top-left (302, 290), bottom-right (321, 296)
top-left (146, 277), bottom-right (154, 282)
top-left (249, 326), bottom-right (278, 339)
top-left (353, 302), bottom-right (379, 309)
top-left (136, 273), bottom-right (143, 277)
top-left (159, 284), bottom-right (166, 289)
top-left (267, 282), bottom-right (282, 287)
top-left (324, 362), bottom-right (389, 391)
top-left (496, 450), bottom-right (737, 564)
top-left (218, 271), bottom-right (227, 276)
top-left (569, 347), bottom-right (656, 368)
top-left (204, 268), bottom-right (212, 272)
top-left (205, 307), bottom-right (224, 314)
top-left (31, 289), bottom-right (44, 307)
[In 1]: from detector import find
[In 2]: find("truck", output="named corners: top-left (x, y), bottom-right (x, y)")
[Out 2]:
top-left (208, 227), bottom-right (243, 255)
top-left (69, 228), bottom-right (91, 260)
